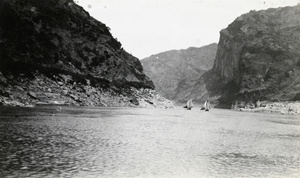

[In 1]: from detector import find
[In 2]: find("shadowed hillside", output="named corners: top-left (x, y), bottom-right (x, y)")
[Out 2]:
top-left (0, 0), bottom-right (173, 108)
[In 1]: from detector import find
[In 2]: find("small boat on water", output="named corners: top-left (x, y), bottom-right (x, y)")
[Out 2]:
top-left (186, 99), bottom-right (193, 110)
top-left (205, 101), bottom-right (210, 111)
top-left (201, 100), bottom-right (210, 111)
top-left (201, 100), bottom-right (207, 110)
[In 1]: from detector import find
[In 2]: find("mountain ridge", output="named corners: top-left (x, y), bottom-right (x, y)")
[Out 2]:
top-left (141, 43), bottom-right (217, 101)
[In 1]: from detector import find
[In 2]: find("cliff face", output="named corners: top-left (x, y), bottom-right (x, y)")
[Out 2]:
top-left (141, 43), bottom-right (217, 102)
top-left (0, 0), bottom-right (173, 108)
top-left (0, 0), bottom-right (153, 88)
top-left (208, 4), bottom-right (300, 108)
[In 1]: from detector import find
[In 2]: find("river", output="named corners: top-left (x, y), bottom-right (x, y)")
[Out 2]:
top-left (0, 106), bottom-right (299, 178)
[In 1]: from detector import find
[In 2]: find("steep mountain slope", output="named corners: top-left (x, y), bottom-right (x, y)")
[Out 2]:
top-left (141, 43), bottom-right (217, 101)
top-left (191, 4), bottom-right (300, 108)
top-left (0, 0), bottom-right (173, 108)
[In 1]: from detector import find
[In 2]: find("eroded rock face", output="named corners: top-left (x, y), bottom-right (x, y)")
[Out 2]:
top-left (0, 0), bottom-right (153, 89)
top-left (202, 4), bottom-right (300, 108)
top-left (0, 0), bottom-right (174, 108)
top-left (141, 43), bottom-right (217, 102)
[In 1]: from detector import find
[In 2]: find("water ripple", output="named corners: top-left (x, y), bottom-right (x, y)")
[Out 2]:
top-left (1, 106), bottom-right (300, 177)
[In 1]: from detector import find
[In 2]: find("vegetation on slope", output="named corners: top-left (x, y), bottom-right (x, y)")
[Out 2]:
top-left (0, 0), bottom-right (174, 108)
top-left (141, 43), bottom-right (217, 102)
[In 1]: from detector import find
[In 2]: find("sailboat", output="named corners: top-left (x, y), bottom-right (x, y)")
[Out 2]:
top-left (186, 99), bottom-right (193, 110)
top-left (201, 100), bottom-right (210, 111)
top-left (201, 100), bottom-right (207, 110)
top-left (205, 100), bottom-right (210, 111)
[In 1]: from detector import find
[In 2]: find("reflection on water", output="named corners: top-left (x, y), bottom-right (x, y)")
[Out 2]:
top-left (0, 106), bottom-right (300, 178)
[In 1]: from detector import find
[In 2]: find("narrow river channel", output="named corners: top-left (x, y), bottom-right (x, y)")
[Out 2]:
top-left (0, 106), bottom-right (299, 177)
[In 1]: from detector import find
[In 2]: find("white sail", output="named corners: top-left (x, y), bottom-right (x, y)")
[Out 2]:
top-left (201, 100), bottom-right (207, 110)
top-left (187, 99), bottom-right (193, 110)
top-left (205, 100), bottom-right (210, 111)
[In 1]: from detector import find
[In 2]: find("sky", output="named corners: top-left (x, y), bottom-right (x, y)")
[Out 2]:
top-left (75, 0), bottom-right (300, 59)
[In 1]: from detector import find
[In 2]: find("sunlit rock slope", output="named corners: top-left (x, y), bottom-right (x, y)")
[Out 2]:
top-left (193, 4), bottom-right (300, 109)
top-left (141, 43), bottom-right (217, 102)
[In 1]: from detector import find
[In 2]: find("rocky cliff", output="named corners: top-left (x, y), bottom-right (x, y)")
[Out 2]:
top-left (193, 4), bottom-right (300, 110)
top-left (141, 43), bottom-right (217, 102)
top-left (0, 0), bottom-right (173, 108)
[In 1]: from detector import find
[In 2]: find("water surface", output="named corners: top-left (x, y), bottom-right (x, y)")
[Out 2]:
top-left (0, 106), bottom-right (300, 178)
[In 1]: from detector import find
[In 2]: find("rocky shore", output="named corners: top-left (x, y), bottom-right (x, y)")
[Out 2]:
top-left (233, 101), bottom-right (300, 115)
top-left (0, 72), bottom-right (174, 109)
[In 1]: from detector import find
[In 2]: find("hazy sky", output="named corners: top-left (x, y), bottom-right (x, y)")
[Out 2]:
top-left (75, 0), bottom-right (300, 59)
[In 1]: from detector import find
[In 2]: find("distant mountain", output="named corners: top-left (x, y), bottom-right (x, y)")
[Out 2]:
top-left (0, 0), bottom-right (173, 108)
top-left (141, 43), bottom-right (217, 102)
top-left (189, 4), bottom-right (300, 108)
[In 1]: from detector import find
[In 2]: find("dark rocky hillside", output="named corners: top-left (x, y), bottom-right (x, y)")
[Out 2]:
top-left (0, 0), bottom-right (173, 108)
top-left (192, 4), bottom-right (300, 109)
top-left (141, 43), bottom-right (217, 102)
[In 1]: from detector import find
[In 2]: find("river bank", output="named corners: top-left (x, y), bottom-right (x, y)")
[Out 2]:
top-left (0, 72), bottom-right (174, 109)
top-left (234, 101), bottom-right (300, 115)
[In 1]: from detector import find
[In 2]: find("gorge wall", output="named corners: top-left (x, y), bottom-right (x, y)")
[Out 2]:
top-left (141, 43), bottom-right (217, 102)
top-left (198, 4), bottom-right (300, 108)
top-left (146, 4), bottom-right (300, 109)
top-left (0, 0), bottom-right (173, 108)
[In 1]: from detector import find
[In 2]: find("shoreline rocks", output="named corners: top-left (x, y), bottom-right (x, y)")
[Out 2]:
top-left (233, 101), bottom-right (300, 115)
top-left (0, 72), bottom-right (174, 109)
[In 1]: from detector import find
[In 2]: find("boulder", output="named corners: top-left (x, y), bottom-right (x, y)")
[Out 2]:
top-left (62, 90), bottom-right (68, 95)
top-left (27, 91), bottom-right (37, 99)
top-left (16, 86), bottom-right (24, 91)
top-left (36, 101), bottom-right (49, 105)
top-left (256, 100), bottom-right (261, 107)
top-left (0, 90), bottom-right (10, 97)
top-left (48, 100), bottom-right (65, 105)
top-left (130, 98), bottom-right (139, 105)
top-left (70, 94), bottom-right (80, 102)
top-left (145, 99), bottom-right (154, 105)
top-left (0, 72), bottom-right (7, 84)
top-left (4, 100), bottom-right (25, 107)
